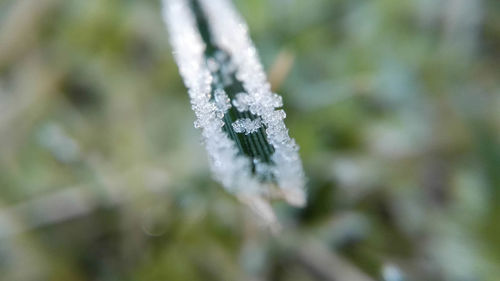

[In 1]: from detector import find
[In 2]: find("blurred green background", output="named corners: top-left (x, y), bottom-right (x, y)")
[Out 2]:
top-left (0, 0), bottom-right (499, 280)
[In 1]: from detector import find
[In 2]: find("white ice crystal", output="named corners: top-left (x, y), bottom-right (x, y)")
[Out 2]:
top-left (232, 92), bottom-right (252, 112)
top-left (232, 118), bottom-right (262, 135)
top-left (213, 88), bottom-right (231, 114)
top-left (162, 0), bottom-right (306, 227)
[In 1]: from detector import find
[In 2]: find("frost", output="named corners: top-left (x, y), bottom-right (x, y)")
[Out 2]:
top-left (232, 118), bottom-right (262, 135)
top-left (232, 92), bottom-right (252, 112)
top-left (206, 58), bottom-right (219, 73)
top-left (253, 158), bottom-right (273, 181)
top-left (162, 0), bottom-right (306, 227)
top-left (213, 88), bottom-right (231, 114)
top-left (232, 92), bottom-right (283, 115)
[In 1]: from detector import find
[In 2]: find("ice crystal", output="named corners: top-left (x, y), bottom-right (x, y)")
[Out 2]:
top-left (232, 92), bottom-right (251, 112)
top-left (213, 88), bottom-right (231, 114)
top-left (232, 118), bottom-right (262, 135)
top-left (162, 0), bottom-right (306, 227)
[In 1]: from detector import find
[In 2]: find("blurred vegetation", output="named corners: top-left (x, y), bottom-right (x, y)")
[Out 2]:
top-left (0, 0), bottom-right (499, 280)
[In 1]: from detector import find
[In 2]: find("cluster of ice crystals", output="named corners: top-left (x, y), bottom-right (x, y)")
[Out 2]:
top-left (232, 118), bottom-right (262, 135)
top-left (207, 51), bottom-right (237, 87)
top-left (213, 88), bottom-right (231, 114)
top-left (200, 0), bottom-right (306, 207)
top-left (232, 92), bottom-right (283, 115)
top-left (232, 92), bottom-right (251, 112)
top-left (163, 0), bottom-right (306, 226)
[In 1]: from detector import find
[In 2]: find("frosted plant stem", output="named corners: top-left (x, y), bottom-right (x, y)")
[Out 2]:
top-left (162, 0), bottom-right (306, 227)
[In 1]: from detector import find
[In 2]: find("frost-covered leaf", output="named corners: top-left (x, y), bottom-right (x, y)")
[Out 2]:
top-left (162, 0), bottom-right (306, 227)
